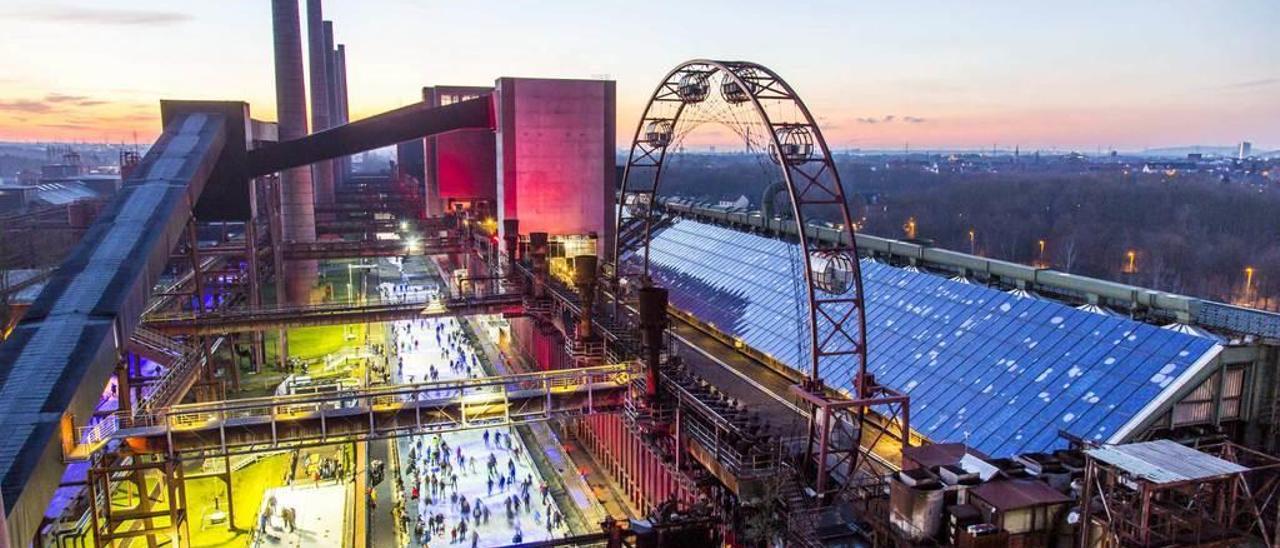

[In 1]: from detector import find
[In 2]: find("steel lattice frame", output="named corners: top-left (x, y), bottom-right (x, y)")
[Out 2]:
top-left (614, 59), bottom-right (866, 390)
top-left (614, 60), bottom-right (908, 498)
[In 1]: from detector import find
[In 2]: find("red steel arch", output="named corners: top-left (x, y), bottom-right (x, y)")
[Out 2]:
top-left (613, 59), bottom-right (867, 394)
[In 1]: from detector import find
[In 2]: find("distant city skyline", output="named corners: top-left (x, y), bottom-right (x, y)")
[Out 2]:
top-left (0, 0), bottom-right (1275, 150)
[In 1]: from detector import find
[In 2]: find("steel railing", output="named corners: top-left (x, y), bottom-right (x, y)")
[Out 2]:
top-left (112, 364), bottom-right (634, 452)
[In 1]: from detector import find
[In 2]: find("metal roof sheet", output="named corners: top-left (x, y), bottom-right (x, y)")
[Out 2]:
top-left (969, 478), bottom-right (1072, 510)
top-left (1085, 439), bottom-right (1247, 484)
top-left (629, 219), bottom-right (1221, 456)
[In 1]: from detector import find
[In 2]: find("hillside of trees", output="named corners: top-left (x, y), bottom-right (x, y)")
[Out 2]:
top-left (651, 154), bottom-right (1280, 310)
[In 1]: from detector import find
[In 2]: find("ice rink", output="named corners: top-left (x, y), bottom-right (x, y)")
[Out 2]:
top-left (387, 281), bottom-right (567, 547)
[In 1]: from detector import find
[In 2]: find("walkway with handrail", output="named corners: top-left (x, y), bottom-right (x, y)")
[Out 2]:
top-left (76, 363), bottom-right (634, 458)
top-left (141, 291), bottom-right (524, 335)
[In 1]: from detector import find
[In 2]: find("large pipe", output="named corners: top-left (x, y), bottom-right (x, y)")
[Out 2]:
top-left (247, 96), bottom-right (492, 177)
top-left (272, 0), bottom-right (318, 304)
top-left (306, 1), bottom-right (335, 205)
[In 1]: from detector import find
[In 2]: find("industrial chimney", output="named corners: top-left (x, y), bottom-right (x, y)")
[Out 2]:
top-left (306, 0), bottom-right (335, 205)
top-left (272, 0), bottom-right (318, 304)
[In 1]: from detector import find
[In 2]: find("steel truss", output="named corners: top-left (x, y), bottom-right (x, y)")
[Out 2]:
top-left (86, 453), bottom-right (189, 548)
top-left (102, 364), bottom-right (633, 458)
top-left (614, 60), bottom-right (908, 501)
top-left (1079, 441), bottom-right (1280, 547)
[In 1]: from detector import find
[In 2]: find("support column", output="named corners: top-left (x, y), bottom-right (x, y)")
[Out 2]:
top-left (222, 453), bottom-right (236, 530)
top-left (265, 175), bottom-right (290, 369)
top-left (246, 181), bottom-right (266, 374)
top-left (187, 218), bottom-right (223, 401)
top-left (134, 460), bottom-right (158, 548)
top-left (115, 359), bottom-right (132, 418)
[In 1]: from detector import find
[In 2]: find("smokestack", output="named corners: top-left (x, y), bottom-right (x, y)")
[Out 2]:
top-left (323, 22), bottom-right (338, 124)
top-left (272, 0), bottom-right (318, 304)
top-left (334, 43), bottom-right (350, 181)
top-left (306, 1), bottom-right (335, 205)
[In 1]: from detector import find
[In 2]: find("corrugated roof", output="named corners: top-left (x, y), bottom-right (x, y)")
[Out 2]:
top-left (630, 219), bottom-right (1221, 456)
top-left (32, 182), bottom-right (97, 205)
top-left (1085, 439), bottom-right (1247, 484)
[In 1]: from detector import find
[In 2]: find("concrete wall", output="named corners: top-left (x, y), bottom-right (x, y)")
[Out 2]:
top-left (422, 86), bottom-right (496, 216)
top-left (494, 78), bottom-right (615, 257)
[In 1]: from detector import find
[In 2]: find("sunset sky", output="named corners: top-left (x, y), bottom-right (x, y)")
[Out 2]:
top-left (0, 0), bottom-right (1275, 150)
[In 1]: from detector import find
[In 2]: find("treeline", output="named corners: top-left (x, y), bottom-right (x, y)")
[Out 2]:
top-left (652, 155), bottom-right (1280, 309)
top-left (860, 172), bottom-right (1280, 309)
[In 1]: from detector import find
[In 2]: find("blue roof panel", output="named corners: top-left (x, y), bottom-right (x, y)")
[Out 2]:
top-left (629, 219), bottom-right (1219, 456)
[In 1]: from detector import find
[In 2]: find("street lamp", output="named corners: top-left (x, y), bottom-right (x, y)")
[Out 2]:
top-left (1125, 250), bottom-right (1137, 273)
top-left (344, 262), bottom-right (377, 340)
top-left (968, 229), bottom-right (976, 254)
top-left (1245, 266), bottom-right (1256, 304)
top-left (904, 217), bottom-right (917, 240)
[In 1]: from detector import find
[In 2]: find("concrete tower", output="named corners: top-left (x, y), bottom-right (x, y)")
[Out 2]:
top-left (306, 0), bottom-right (335, 205)
top-left (272, 0), bottom-right (318, 303)
top-left (334, 43), bottom-right (350, 179)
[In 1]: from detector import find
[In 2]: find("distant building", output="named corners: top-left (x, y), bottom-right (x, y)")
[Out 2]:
top-left (716, 195), bottom-right (750, 210)
top-left (1238, 141), bottom-right (1252, 160)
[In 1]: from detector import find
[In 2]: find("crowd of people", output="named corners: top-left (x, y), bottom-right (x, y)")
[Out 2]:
top-left (396, 431), bottom-right (565, 546)
top-left (383, 285), bottom-right (567, 547)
